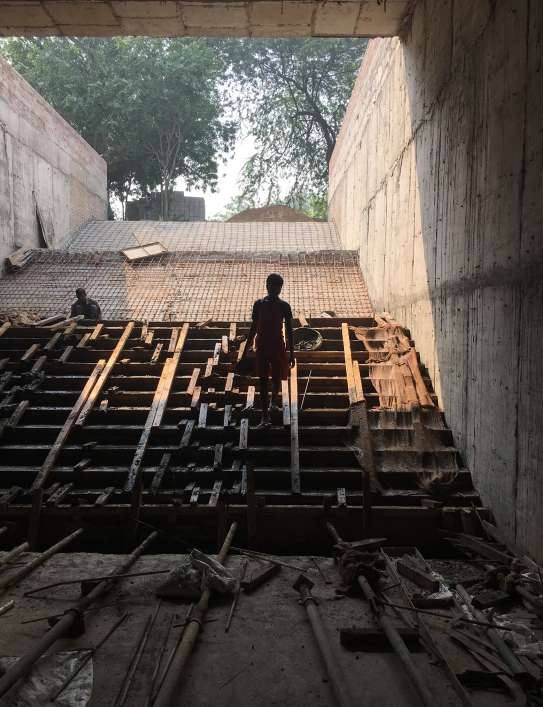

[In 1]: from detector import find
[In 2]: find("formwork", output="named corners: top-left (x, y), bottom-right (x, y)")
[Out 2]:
top-left (0, 316), bottom-right (480, 552)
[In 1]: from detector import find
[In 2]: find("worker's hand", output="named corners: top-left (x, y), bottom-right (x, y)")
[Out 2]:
top-left (289, 353), bottom-right (296, 368)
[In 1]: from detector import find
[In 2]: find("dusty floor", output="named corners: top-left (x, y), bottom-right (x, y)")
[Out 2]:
top-left (0, 551), bottom-right (520, 706)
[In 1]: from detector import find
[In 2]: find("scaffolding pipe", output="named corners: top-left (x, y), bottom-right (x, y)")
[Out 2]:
top-left (153, 522), bottom-right (238, 707)
top-left (0, 531), bottom-right (158, 699)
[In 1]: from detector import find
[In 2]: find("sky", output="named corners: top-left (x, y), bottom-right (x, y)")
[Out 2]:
top-left (176, 132), bottom-right (255, 220)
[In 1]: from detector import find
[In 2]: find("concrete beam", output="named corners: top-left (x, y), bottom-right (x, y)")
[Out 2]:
top-left (0, 1), bottom-right (412, 37)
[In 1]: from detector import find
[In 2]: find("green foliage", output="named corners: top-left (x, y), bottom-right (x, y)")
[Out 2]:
top-left (1, 37), bottom-right (235, 217)
top-left (221, 38), bottom-right (366, 207)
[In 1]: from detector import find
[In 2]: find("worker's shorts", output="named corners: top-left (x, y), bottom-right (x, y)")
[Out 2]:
top-left (256, 346), bottom-right (289, 382)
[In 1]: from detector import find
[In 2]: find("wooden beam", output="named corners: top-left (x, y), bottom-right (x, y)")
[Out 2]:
top-left (44, 332), bottom-right (62, 351)
top-left (225, 372), bottom-right (234, 393)
top-left (213, 443), bottom-right (223, 470)
top-left (281, 379), bottom-right (290, 426)
top-left (223, 404), bottom-right (232, 427)
top-left (31, 359), bottom-right (105, 491)
top-left (239, 418), bottom-right (249, 450)
top-left (151, 343), bottom-right (163, 363)
top-left (59, 346), bottom-right (74, 363)
top-left (229, 322), bottom-right (236, 341)
top-left (221, 336), bottom-right (228, 355)
top-left (6, 400), bottom-right (29, 429)
top-left (298, 314), bottom-right (309, 327)
top-left (22, 343), bottom-right (40, 362)
top-left (353, 360), bottom-right (365, 403)
top-left (208, 480), bottom-right (222, 507)
top-left (204, 357), bottom-right (214, 378)
top-left (180, 420), bottom-right (195, 447)
top-left (198, 403), bottom-right (208, 428)
top-left (187, 368), bottom-right (200, 395)
top-left (95, 487), bottom-right (115, 506)
top-left (290, 361), bottom-right (301, 494)
top-left (151, 453), bottom-right (171, 494)
top-left (76, 332), bottom-right (91, 349)
top-left (168, 328), bottom-right (179, 353)
top-left (89, 323), bottom-right (103, 341)
top-left (76, 322), bottom-right (134, 426)
top-left (341, 323), bottom-right (357, 405)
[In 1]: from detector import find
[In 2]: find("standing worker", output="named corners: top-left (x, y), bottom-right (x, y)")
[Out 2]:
top-left (241, 273), bottom-right (295, 427)
top-left (70, 288), bottom-right (102, 321)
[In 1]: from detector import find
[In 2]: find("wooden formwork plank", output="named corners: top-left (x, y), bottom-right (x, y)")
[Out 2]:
top-left (151, 342), bottom-right (163, 363)
top-left (221, 336), bottom-right (229, 355)
top-left (191, 387), bottom-right (201, 408)
top-left (59, 346), bottom-right (74, 363)
top-left (95, 487), bottom-right (115, 506)
top-left (31, 359), bottom-right (106, 490)
top-left (198, 403), bottom-right (209, 428)
top-left (180, 420), bottom-right (195, 447)
top-left (353, 360), bottom-right (365, 403)
top-left (151, 453), bottom-right (171, 494)
top-left (89, 323), bottom-right (103, 341)
top-left (290, 361), bottom-right (301, 494)
top-left (341, 322), bottom-right (358, 405)
top-left (281, 379), bottom-right (290, 426)
top-left (22, 343), bottom-right (40, 362)
top-left (151, 357), bottom-right (176, 428)
top-left (168, 328), bottom-right (179, 353)
top-left (31, 355), bottom-right (47, 374)
top-left (204, 357), bottom-right (214, 378)
top-left (223, 404), bottom-right (232, 427)
top-left (208, 480), bottom-right (222, 507)
top-left (246, 385), bottom-right (255, 411)
top-left (145, 331), bottom-right (154, 347)
top-left (76, 322), bottom-right (134, 426)
top-left (187, 368), bottom-right (200, 395)
top-left (213, 443), bottom-right (223, 470)
top-left (44, 331), bottom-right (62, 351)
top-left (173, 323), bottom-right (190, 358)
top-left (298, 314), bottom-right (309, 327)
top-left (6, 400), bottom-right (29, 429)
top-left (239, 418), bottom-right (249, 450)
top-left (225, 372), bottom-right (234, 393)
top-left (229, 322), bottom-right (236, 341)
top-left (76, 332), bottom-right (91, 349)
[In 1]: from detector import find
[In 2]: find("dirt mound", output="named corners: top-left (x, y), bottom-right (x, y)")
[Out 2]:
top-left (227, 205), bottom-right (314, 222)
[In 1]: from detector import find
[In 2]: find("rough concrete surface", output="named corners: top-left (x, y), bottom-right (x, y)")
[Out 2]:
top-left (329, 0), bottom-right (543, 562)
top-left (0, 1), bottom-right (413, 38)
top-left (0, 551), bottom-right (498, 707)
top-left (0, 57), bottom-right (107, 271)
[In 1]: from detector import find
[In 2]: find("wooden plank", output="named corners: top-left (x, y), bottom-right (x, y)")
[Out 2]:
top-left (6, 400), bottom-right (29, 429)
top-left (187, 368), bottom-right (200, 395)
top-left (31, 359), bottom-right (106, 490)
top-left (229, 322), bottom-right (236, 341)
top-left (281, 379), bottom-right (290, 426)
top-left (89, 323), bottom-right (103, 341)
top-left (151, 343), bottom-right (163, 363)
top-left (298, 314), bottom-right (309, 327)
top-left (151, 357), bottom-right (176, 428)
top-left (77, 332), bottom-right (91, 349)
top-left (73, 458), bottom-right (91, 473)
top-left (31, 355), bottom-right (47, 374)
top-left (76, 322), bottom-right (135, 426)
top-left (151, 453), bottom-right (171, 494)
top-left (59, 346), bottom-right (74, 363)
top-left (223, 404), bottom-right (232, 427)
top-left (46, 482), bottom-right (73, 506)
top-left (168, 328), bottom-right (179, 353)
top-left (204, 357), bottom-right (214, 378)
top-left (225, 372), bottom-right (234, 393)
top-left (221, 336), bottom-right (229, 355)
top-left (191, 387), bottom-right (201, 409)
top-left (341, 323), bottom-right (357, 405)
top-left (22, 343), bottom-right (40, 362)
top-left (241, 465), bottom-right (247, 496)
top-left (337, 487), bottom-right (347, 507)
top-left (145, 331), bottom-right (154, 347)
top-left (246, 385), bottom-right (255, 410)
top-left (290, 361), bottom-right (301, 494)
top-left (95, 487), bottom-right (115, 506)
top-left (213, 342), bottom-right (221, 365)
top-left (190, 486), bottom-right (200, 505)
top-left (208, 480), bottom-right (222, 507)
top-left (180, 420), bottom-right (195, 447)
top-left (173, 323), bottom-right (190, 357)
top-left (0, 322), bottom-right (11, 337)
top-left (141, 324), bottom-right (148, 341)
top-left (44, 331), bottom-right (62, 351)
top-left (353, 360), bottom-right (365, 403)
top-left (198, 402), bottom-right (208, 428)
top-left (213, 443), bottom-right (223, 470)
top-left (237, 340), bottom-right (246, 362)
top-left (239, 418), bottom-right (249, 450)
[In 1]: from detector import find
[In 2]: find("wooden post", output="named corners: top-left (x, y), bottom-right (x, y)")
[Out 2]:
top-left (290, 361), bottom-right (300, 494)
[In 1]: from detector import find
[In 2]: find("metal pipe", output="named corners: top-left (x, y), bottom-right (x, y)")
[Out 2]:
top-left (0, 531), bottom-right (158, 698)
top-left (326, 522), bottom-right (434, 707)
top-left (294, 574), bottom-right (355, 707)
top-left (153, 522), bottom-right (238, 707)
top-left (0, 528), bottom-right (83, 593)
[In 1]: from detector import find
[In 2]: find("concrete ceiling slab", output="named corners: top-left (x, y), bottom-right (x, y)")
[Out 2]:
top-left (0, 1), bottom-right (414, 37)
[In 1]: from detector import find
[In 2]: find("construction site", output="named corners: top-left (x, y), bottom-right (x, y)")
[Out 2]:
top-left (0, 1), bottom-right (542, 705)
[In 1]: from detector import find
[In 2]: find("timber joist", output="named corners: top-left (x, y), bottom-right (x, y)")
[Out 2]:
top-left (0, 318), bottom-right (478, 549)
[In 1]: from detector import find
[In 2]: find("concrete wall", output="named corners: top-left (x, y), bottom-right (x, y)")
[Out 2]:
top-left (0, 56), bottom-right (107, 269)
top-left (329, 0), bottom-right (543, 561)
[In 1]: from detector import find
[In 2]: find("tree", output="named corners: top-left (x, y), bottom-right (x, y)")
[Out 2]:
top-left (222, 38), bottom-right (365, 207)
top-left (1, 38), bottom-right (235, 218)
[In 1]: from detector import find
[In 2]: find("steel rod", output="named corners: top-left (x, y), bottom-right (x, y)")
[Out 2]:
top-left (0, 528), bottom-right (84, 593)
top-left (24, 569), bottom-right (169, 596)
top-left (51, 613), bottom-right (129, 701)
top-left (0, 531), bottom-right (158, 699)
top-left (294, 574), bottom-right (355, 707)
top-left (153, 522), bottom-right (238, 707)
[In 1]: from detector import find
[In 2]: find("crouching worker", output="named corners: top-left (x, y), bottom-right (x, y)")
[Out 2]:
top-left (241, 273), bottom-right (295, 428)
top-left (70, 287), bottom-right (102, 321)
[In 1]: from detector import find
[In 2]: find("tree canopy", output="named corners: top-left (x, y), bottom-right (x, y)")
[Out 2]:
top-left (222, 38), bottom-right (365, 212)
top-left (2, 37), bottom-right (235, 217)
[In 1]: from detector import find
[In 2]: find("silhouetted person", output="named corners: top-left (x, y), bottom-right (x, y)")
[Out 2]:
top-left (242, 273), bottom-right (295, 427)
top-left (70, 288), bottom-right (101, 321)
